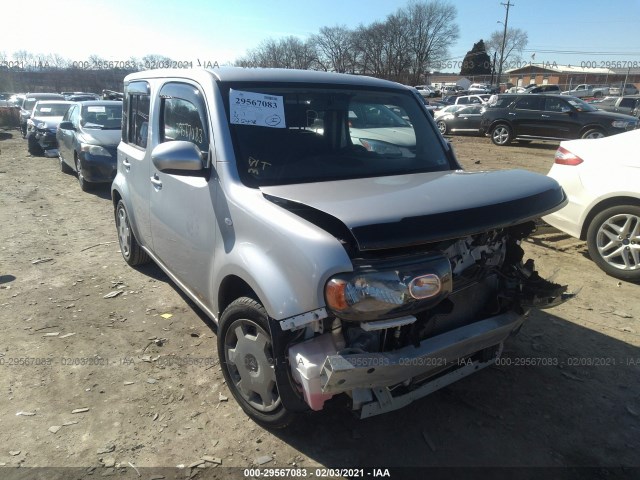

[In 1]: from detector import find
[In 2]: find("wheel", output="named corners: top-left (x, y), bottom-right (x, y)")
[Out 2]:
top-left (115, 200), bottom-right (150, 266)
top-left (59, 153), bottom-right (73, 174)
top-left (27, 133), bottom-right (43, 155)
top-left (491, 124), bottom-right (512, 146)
top-left (218, 297), bottom-right (294, 428)
top-left (436, 120), bottom-right (447, 135)
top-left (581, 128), bottom-right (605, 139)
top-left (586, 205), bottom-right (640, 282)
top-left (75, 155), bottom-right (93, 192)
top-left (594, 91), bottom-right (603, 98)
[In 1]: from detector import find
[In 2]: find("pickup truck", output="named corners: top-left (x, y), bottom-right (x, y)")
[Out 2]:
top-left (595, 95), bottom-right (640, 118)
top-left (562, 84), bottom-right (609, 98)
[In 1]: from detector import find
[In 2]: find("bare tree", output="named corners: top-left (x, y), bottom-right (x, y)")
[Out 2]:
top-left (401, 0), bottom-right (460, 85)
top-left (485, 27), bottom-right (528, 71)
top-left (48, 53), bottom-right (69, 69)
top-left (309, 26), bottom-right (355, 73)
top-left (236, 37), bottom-right (317, 70)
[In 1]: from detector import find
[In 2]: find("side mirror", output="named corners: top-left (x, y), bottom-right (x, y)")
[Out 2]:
top-left (151, 140), bottom-right (204, 174)
top-left (453, 112), bottom-right (460, 117)
top-left (59, 121), bottom-right (75, 131)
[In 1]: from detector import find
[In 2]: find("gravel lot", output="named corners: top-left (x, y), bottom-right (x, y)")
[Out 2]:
top-left (0, 130), bottom-right (639, 479)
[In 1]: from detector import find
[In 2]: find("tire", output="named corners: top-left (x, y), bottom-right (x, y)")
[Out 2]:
top-left (586, 204), bottom-right (640, 282)
top-left (75, 155), bottom-right (93, 192)
top-left (491, 124), bottom-right (512, 146)
top-left (27, 134), bottom-right (43, 156)
top-left (218, 297), bottom-right (294, 428)
top-left (115, 200), bottom-right (150, 266)
top-left (436, 120), bottom-right (448, 135)
top-left (594, 91), bottom-right (603, 98)
top-left (581, 128), bottom-right (605, 139)
top-left (59, 153), bottom-right (73, 174)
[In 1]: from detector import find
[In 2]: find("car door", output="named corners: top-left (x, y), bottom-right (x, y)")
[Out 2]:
top-left (57, 104), bottom-right (76, 163)
top-left (510, 96), bottom-right (543, 137)
top-left (119, 81), bottom-right (153, 247)
top-left (540, 97), bottom-right (577, 138)
top-left (450, 105), bottom-right (483, 132)
top-left (148, 81), bottom-right (217, 305)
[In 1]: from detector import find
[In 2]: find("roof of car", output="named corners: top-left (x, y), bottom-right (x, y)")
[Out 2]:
top-left (74, 100), bottom-right (122, 105)
top-left (125, 67), bottom-right (406, 90)
top-left (34, 100), bottom-right (74, 105)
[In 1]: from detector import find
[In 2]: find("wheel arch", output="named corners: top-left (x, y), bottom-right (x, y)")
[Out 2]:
top-left (580, 196), bottom-right (640, 240)
top-left (578, 124), bottom-right (606, 138)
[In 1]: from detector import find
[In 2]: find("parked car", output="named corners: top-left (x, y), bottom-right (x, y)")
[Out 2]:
top-left (525, 85), bottom-right (562, 95)
top-left (543, 130), bottom-right (640, 281)
top-left (561, 84), bottom-right (608, 98)
top-left (441, 85), bottom-right (466, 96)
top-left (26, 100), bottom-right (73, 156)
top-left (594, 95), bottom-right (640, 118)
top-left (468, 83), bottom-right (491, 94)
top-left (112, 67), bottom-right (570, 427)
top-left (66, 93), bottom-right (101, 102)
top-left (507, 86), bottom-right (527, 94)
top-left (436, 104), bottom-right (484, 135)
top-left (609, 83), bottom-right (639, 96)
top-left (19, 93), bottom-right (65, 137)
top-left (57, 101), bottom-right (122, 191)
top-left (414, 85), bottom-right (437, 98)
top-left (8, 93), bottom-right (26, 108)
top-left (433, 104), bottom-right (466, 120)
top-left (441, 94), bottom-right (488, 106)
top-left (481, 94), bottom-right (638, 146)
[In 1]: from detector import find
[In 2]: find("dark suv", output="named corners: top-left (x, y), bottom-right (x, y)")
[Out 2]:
top-left (481, 94), bottom-right (638, 146)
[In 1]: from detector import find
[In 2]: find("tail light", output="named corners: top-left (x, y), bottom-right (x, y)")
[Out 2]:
top-left (554, 146), bottom-right (583, 166)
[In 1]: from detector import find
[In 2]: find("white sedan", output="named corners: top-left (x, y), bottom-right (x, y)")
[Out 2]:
top-left (543, 129), bottom-right (640, 282)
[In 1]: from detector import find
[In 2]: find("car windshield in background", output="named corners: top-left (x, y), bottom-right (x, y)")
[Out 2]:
top-left (81, 104), bottom-right (122, 129)
top-left (23, 99), bottom-right (38, 111)
top-left (222, 84), bottom-right (449, 187)
top-left (565, 97), bottom-right (597, 112)
top-left (34, 104), bottom-right (70, 116)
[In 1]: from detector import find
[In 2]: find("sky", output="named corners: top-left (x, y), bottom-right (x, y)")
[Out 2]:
top-left (1, 0), bottom-right (639, 71)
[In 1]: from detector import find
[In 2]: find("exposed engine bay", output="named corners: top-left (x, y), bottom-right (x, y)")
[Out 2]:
top-left (285, 221), bottom-right (571, 417)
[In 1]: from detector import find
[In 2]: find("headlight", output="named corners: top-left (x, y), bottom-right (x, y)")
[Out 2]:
top-left (611, 120), bottom-right (631, 128)
top-left (324, 256), bottom-right (452, 321)
top-left (36, 121), bottom-right (47, 130)
top-left (358, 138), bottom-right (403, 156)
top-left (81, 144), bottom-right (112, 157)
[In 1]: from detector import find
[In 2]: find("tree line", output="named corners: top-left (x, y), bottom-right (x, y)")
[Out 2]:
top-left (235, 0), bottom-right (460, 85)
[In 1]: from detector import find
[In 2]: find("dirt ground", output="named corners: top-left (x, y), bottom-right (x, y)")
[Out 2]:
top-left (0, 130), bottom-right (639, 480)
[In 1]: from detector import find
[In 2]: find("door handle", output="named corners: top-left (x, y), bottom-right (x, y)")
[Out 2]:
top-left (122, 158), bottom-right (131, 172)
top-left (150, 174), bottom-right (162, 190)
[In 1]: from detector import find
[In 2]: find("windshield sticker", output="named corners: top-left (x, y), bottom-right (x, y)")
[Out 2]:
top-left (87, 106), bottom-right (106, 113)
top-left (229, 89), bottom-right (286, 128)
top-left (39, 107), bottom-right (52, 112)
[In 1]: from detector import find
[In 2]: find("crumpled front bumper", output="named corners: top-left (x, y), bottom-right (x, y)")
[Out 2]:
top-left (320, 311), bottom-right (523, 394)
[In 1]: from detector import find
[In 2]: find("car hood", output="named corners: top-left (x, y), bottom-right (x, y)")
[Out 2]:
top-left (350, 127), bottom-right (416, 147)
top-left (32, 116), bottom-right (64, 129)
top-left (78, 128), bottom-right (121, 147)
top-left (261, 169), bottom-right (566, 251)
top-left (583, 110), bottom-right (638, 121)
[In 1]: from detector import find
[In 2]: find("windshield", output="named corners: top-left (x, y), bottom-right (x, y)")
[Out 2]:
top-left (81, 104), bottom-right (122, 129)
top-left (565, 97), bottom-right (597, 112)
top-left (221, 84), bottom-right (450, 187)
top-left (34, 103), bottom-right (71, 116)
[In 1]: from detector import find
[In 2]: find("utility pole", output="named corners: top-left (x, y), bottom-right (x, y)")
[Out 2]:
top-left (496, 1), bottom-right (514, 92)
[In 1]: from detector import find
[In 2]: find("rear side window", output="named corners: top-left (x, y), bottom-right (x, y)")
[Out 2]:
top-left (123, 81), bottom-right (150, 148)
top-left (515, 96), bottom-right (541, 110)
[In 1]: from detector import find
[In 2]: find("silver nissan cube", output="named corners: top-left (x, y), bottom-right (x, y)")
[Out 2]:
top-left (112, 67), bottom-right (569, 427)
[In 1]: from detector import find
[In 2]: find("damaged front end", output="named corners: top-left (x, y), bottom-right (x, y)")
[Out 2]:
top-left (284, 221), bottom-right (571, 418)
